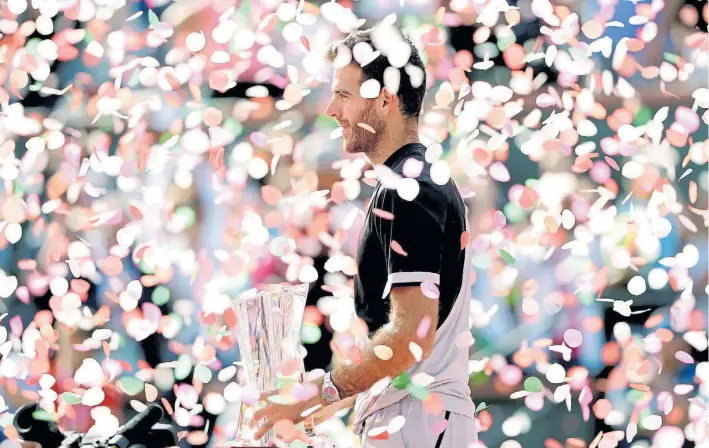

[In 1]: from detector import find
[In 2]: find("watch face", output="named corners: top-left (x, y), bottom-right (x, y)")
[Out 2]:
top-left (323, 385), bottom-right (338, 402)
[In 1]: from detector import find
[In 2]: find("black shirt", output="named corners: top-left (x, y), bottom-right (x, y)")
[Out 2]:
top-left (354, 143), bottom-right (467, 335)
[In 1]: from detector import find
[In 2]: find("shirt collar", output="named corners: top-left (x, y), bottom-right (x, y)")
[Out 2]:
top-left (382, 142), bottom-right (425, 169)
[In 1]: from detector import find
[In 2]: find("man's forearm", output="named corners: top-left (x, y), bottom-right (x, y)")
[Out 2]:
top-left (330, 324), bottom-right (418, 399)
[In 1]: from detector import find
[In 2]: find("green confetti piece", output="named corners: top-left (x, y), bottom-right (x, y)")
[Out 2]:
top-left (224, 118), bottom-right (244, 139)
top-left (475, 402), bottom-right (490, 412)
top-left (175, 354), bottom-right (193, 381)
top-left (83, 32), bottom-right (94, 44)
top-left (13, 181), bottom-right (24, 197)
top-left (392, 372), bottom-right (409, 390)
top-left (118, 376), bottom-right (144, 396)
top-left (128, 69), bottom-right (141, 87)
top-left (32, 410), bottom-right (57, 422)
top-left (401, 14), bottom-right (420, 29)
top-left (29, 83), bottom-right (42, 92)
top-left (524, 377), bottom-right (543, 393)
top-left (62, 392), bottom-right (82, 405)
top-left (152, 285), bottom-right (170, 306)
top-left (503, 202), bottom-right (525, 223)
top-left (524, 178), bottom-right (540, 188)
top-left (266, 394), bottom-right (290, 405)
top-left (289, 440), bottom-right (308, 448)
top-left (138, 259), bottom-right (155, 274)
top-left (158, 132), bottom-right (174, 145)
top-left (497, 35), bottom-right (517, 52)
top-left (633, 106), bottom-right (653, 127)
top-left (300, 323), bottom-right (321, 344)
top-left (499, 249), bottom-right (515, 265)
top-left (577, 290), bottom-right (594, 306)
top-left (174, 206), bottom-right (196, 229)
top-left (406, 383), bottom-right (430, 401)
top-left (471, 254), bottom-right (492, 270)
top-left (314, 114), bottom-right (337, 130)
top-left (663, 52), bottom-right (679, 64)
top-left (627, 389), bottom-right (645, 404)
top-left (194, 364), bottom-right (213, 384)
top-left (469, 370), bottom-right (489, 385)
top-left (26, 38), bottom-right (41, 56)
top-left (148, 9), bottom-right (159, 27)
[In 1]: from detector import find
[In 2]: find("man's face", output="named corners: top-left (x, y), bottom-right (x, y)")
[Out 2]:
top-left (325, 64), bottom-right (386, 156)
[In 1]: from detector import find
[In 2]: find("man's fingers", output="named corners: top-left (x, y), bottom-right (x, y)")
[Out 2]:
top-left (258, 390), bottom-right (279, 401)
top-left (253, 421), bottom-right (272, 441)
top-left (251, 405), bottom-right (272, 423)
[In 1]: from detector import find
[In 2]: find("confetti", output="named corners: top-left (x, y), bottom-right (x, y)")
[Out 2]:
top-left (0, 3), bottom-right (701, 446)
top-left (524, 377), bottom-right (543, 393)
top-left (374, 345), bottom-right (394, 360)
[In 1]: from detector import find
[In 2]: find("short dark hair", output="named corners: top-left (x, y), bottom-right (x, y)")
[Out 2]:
top-left (326, 26), bottom-right (427, 120)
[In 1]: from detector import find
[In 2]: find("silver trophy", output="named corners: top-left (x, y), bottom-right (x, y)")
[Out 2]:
top-left (231, 283), bottom-right (310, 446)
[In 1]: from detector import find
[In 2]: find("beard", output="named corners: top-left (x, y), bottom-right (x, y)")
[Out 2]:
top-left (342, 103), bottom-right (386, 158)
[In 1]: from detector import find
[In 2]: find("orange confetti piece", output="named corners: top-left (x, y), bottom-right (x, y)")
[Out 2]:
top-left (261, 185), bottom-right (283, 206)
top-left (99, 256), bottom-right (124, 276)
top-left (644, 314), bottom-right (664, 328)
top-left (145, 383), bottom-right (158, 402)
top-left (689, 181), bottom-right (698, 204)
top-left (434, 7), bottom-right (446, 24)
top-left (423, 393), bottom-right (444, 415)
top-left (161, 397), bottom-right (174, 416)
top-left (300, 36), bottom-right (311, 53)
top-left (189, 83), bottom-right (202, 103)
top-left (129, 203), bottom-right (144, 220)
top-left (460, 231), bottom-right (469, 250)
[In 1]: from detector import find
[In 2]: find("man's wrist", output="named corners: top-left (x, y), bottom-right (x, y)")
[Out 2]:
top-left (321, 371), bottom-right (344, 404)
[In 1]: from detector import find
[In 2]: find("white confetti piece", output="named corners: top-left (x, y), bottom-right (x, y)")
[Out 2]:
top-left (454, 331), bottom-right (475, 349)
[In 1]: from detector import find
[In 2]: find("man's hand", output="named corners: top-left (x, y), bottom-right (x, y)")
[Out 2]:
top-left (308, 395), bottom-right (357, 427)
top-left (249, 378), bottom-right (328, 441)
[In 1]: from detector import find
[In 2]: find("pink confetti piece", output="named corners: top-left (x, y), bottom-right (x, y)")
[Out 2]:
top-left (489, 162), bottom-right (511, 182)
top-left (430, 418), bottom-right (448, 436)
top-left (604, 156), bottom-right (620, 171)
top-left (420, 281), bottom-right (439, 299)
top-left (563, 329), bottom-right (583, 348)
top-left (373, 208), bottom-right (395, 220)
top-left (9, 315), bottom-right (23, 337)
top-left (391, 240), bottom-right (408, 256)
top-left (675, 351), bottom-right (694, 364)
top-left (417, 316), bottom-right (432, 339)
top-left (678, 215), bottom-right (698, 233)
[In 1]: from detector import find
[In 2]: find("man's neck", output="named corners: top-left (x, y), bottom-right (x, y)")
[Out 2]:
top-left (368, 126), bottom-right (420, 166)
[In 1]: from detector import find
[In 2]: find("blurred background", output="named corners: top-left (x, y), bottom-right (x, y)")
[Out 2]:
top-left (0, 0), bottom-right (706, 447)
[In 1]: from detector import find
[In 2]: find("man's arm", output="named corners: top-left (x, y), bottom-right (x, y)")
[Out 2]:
top-left (328, 284), bottom-right (439, 398)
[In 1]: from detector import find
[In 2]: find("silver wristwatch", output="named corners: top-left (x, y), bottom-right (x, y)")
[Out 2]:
top-left (321, 371), bottom-right (342, 404)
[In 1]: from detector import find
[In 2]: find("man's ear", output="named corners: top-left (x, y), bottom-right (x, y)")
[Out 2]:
top-left (380, 87), bottom-right (398, 116)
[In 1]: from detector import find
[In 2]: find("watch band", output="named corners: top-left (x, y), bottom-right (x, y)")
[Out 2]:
top-left (322, 371), bottom-right (342, 404)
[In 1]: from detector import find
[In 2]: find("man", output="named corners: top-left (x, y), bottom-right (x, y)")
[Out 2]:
top-left (252, 24), bottom-right (478, 447)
